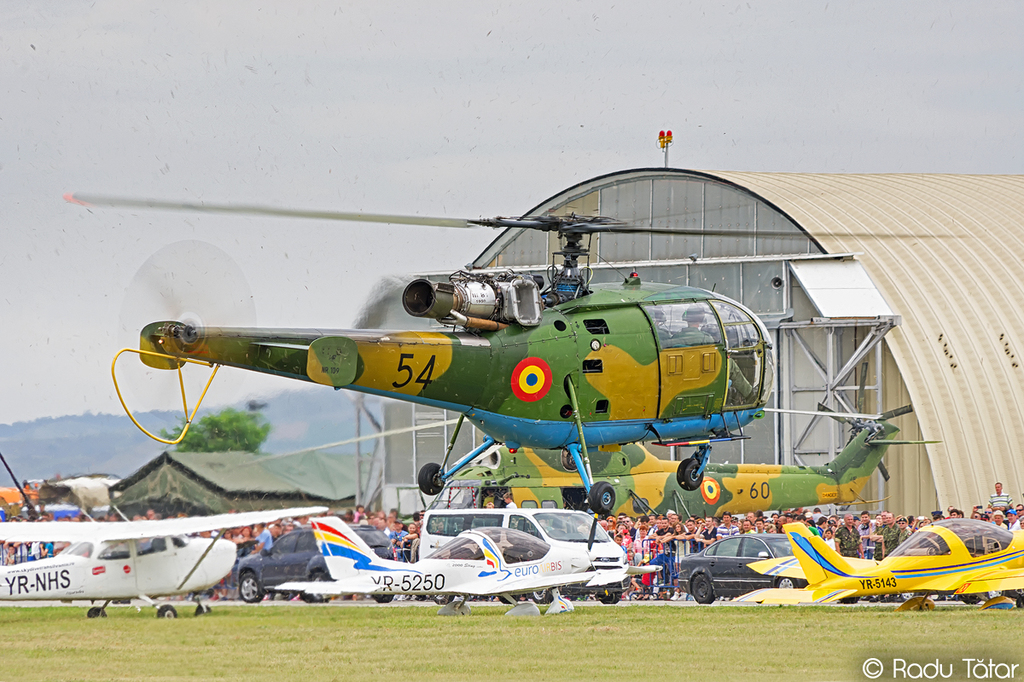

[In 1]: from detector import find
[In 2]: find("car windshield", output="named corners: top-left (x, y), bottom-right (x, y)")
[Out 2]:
top-left (762, 535), bottom-right (794, 557)
top-left (532, 512), bottom-right (611, 543)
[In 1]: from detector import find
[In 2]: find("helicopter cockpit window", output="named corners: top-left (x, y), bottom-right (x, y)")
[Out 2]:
top-left (475, 527), bottom-right (551, 564)
top-left (426, 536), bottom-right (485, 561)
top-left (427, 482), bottom-right (479, 510)
top-left (886, 530), bottom-right (951, 558)
top-left (934, 519), bottom-right (1014, 557)
top-left (710, 300), bottom-right (760, 349)
top-left (712, 300), bottom-right (763, 408)
top-left (646, 302), bottom-right (723, 349)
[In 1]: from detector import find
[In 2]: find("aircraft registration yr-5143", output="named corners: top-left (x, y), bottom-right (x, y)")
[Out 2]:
top-left (276, 516), bottom-right (652, 616)
top-left (0, 506), bottom-right (325, 618)
top-left (68, 194), bottom-right (895, 518)
top-left (737, 520), bottom-right (1024, 611)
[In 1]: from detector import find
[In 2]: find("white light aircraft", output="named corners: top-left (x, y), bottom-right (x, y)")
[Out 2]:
top-left (278, 517), bottom-right (653, 616)
top-left (0, 506), bottom-right (326, 618)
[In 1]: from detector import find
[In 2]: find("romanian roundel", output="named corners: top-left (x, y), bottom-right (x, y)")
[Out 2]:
top-left (511, 357), bottom-right (552, 402)
top-left (700, 478), bottom-right (721, 505)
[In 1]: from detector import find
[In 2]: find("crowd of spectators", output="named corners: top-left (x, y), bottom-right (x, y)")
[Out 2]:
top-left (3, 481), bottom-right (1021, 602)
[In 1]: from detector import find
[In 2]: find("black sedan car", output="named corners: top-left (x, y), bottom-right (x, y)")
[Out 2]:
top-left (677, 534), bottom-right (805, 604)
top-left (237, 525), bottom-right (392, 603)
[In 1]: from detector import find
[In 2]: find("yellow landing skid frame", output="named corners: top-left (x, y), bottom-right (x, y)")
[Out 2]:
top-left (112, 348), bottom-right (220, 445)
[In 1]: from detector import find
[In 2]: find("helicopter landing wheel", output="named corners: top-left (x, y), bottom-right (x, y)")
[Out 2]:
top-left (678, 458), bottom-right (703, 492)
top-left (417, 462), bottom-right (445, 496)
top-left (588, 481), bottom-right (616, 515)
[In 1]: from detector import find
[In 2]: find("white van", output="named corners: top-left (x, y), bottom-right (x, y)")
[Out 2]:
top-left (420, 508), bottom-right (626, 575)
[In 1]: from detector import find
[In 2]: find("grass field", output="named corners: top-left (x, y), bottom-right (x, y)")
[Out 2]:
top-left (1, 602), bottom-right (1021, 682)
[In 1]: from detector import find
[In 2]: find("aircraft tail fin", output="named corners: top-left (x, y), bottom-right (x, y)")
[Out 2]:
top-left (310, 517), bottom-right (402, 579)
top-left (783, 522), bottom-right (857, 586)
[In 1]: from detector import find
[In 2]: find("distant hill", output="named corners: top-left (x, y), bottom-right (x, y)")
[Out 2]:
top-left (0, 388), bottom-right (374, 481)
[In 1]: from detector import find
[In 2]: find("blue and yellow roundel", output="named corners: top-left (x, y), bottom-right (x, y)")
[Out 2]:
top-left (701, 478), bottom-right (721, 505)
top-left (511, 357), bottom-right (552, 402)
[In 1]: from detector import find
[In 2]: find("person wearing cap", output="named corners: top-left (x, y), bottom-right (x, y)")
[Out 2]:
top-left (869, 511), bottom-right (909, 561)
top-left (990, 482), bottom-right (1012, 512)
top-left (1007, 509), bottom-right (1020, 531)
top-left (931, 510), bottom-right (945, 522)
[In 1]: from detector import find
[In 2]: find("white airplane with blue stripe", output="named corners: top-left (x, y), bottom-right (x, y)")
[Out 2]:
top-left (277, 517), bottom-right (651, 616)
top-left (737, 519), bottom-right (1024, 611)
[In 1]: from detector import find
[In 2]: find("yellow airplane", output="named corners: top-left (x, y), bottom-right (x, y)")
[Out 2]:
top-left (736, 520), bottom-right (1024, 611)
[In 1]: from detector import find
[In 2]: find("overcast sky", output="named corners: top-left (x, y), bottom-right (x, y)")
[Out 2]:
top-left (2, 1), bottom-right (1022, 425)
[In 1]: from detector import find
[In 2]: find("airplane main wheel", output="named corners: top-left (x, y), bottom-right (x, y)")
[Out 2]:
top-left (598, 590), bottom-right (621, 605)
top-left (302, 568), bottom-right (329, 603)
top-left (86, 607), bottom-right (107, 619)
top-left (417, 462), bottom-right (444, 496)
top-left (532, 589), bottom-right (553, 604)
top-left (194, 604), bottom-right (212, 616)
top-left (157, 605), bottom-right (177, 619)
top-left (677, 458), bottom-right (703, 492)
top-left (372, 594), bottom-right (395, 604)
top-left (588, 481), bottom-right (616, 515)
top-left (690, 574), bottom-right (716, 605)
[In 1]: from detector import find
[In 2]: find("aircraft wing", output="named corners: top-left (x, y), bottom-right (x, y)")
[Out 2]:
top-left (278, 571), bottom-right (599, 598)
top-left (735, 587), bottom-right (859, 604)
top-left (0, 506), bottom-right (327, 543)
top-left (954, 567), bottom-right (1024, 595)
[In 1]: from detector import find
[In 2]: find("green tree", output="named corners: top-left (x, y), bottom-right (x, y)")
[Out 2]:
top-left (161, 407), bottom-right (272, 453)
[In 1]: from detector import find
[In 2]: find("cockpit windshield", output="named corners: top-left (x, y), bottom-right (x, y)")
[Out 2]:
top-left (886, 530), bottom-right (951, 557)
top-left (474, 527), bottom-right (551, 563)
top-left (426, 537), bottom-right (485, 561)
top-left (932, 519), bottom-right (1014, 557)
top-left (533, 512), bottom-right (611, 543)
top-left (646, 302), bottom-right (723, 349)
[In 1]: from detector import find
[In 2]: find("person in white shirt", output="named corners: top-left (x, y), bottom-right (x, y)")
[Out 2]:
top-left (502, 491), bottom-right (517, 509)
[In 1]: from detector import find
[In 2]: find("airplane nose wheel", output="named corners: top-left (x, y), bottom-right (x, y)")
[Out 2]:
top-left (157, 604), bottom-right (178, 619)
top-left (86, 607), bottom-right (107, 618)
top-left (417, 462), bottom-right (444, 496)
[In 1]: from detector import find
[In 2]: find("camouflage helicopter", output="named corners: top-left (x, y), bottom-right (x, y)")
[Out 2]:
top-left (432, 408), bottom-right (911, 517)
top-left (70, 194), bottom-right (885, 517)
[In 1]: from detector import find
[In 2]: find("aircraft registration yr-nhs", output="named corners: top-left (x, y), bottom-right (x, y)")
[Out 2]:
top-left (0, 506), bottom-right (324, 617)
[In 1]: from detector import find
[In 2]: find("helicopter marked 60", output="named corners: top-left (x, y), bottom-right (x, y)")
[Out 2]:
top-left (70, 197), bottom-right (881, 515)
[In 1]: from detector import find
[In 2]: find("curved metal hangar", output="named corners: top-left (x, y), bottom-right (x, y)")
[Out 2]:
top-left (371, 168), bottom-right (1024, 516)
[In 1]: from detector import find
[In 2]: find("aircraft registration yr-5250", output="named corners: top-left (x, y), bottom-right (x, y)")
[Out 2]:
top-left (276, 516), bottom-right (652, 616)
top-left (0, 506), bottom-right (325, 618)
top-left (68, 193), bottom-right (891, 518)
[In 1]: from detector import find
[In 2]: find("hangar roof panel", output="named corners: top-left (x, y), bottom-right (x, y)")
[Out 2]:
top-left (788, 259), bottom-right (895, 318)
top-left (710, 170), bottom-right (1024, 511)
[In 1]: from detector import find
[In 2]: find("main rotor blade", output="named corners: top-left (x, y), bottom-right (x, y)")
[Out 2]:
top-left (763, 407), bottom-right (883, 421)
top-left (65, 193), bottom-right (476, 229)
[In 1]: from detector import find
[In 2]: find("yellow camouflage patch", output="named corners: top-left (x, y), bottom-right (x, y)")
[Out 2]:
top-left (352, 332), bottom-right (454, 396)
top-left (582, 346), bottom-right (657, 420)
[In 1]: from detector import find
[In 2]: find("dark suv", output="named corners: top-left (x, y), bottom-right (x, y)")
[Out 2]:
top-left (237, 525), bottom-right (392, 603)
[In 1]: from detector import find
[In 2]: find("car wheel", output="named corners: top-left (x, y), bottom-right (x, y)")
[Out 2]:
top-left (775, 577), bottom-right (796, 590)
top-left (238, 571), bottom-right (264, 604)
top-left (372, 594), bottom-right (395, 604)
top-left (690, 573), bottom-right (715, 605)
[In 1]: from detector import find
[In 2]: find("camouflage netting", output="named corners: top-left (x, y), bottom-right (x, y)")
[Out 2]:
top-left (109, 450), bottom-right (355, 517)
